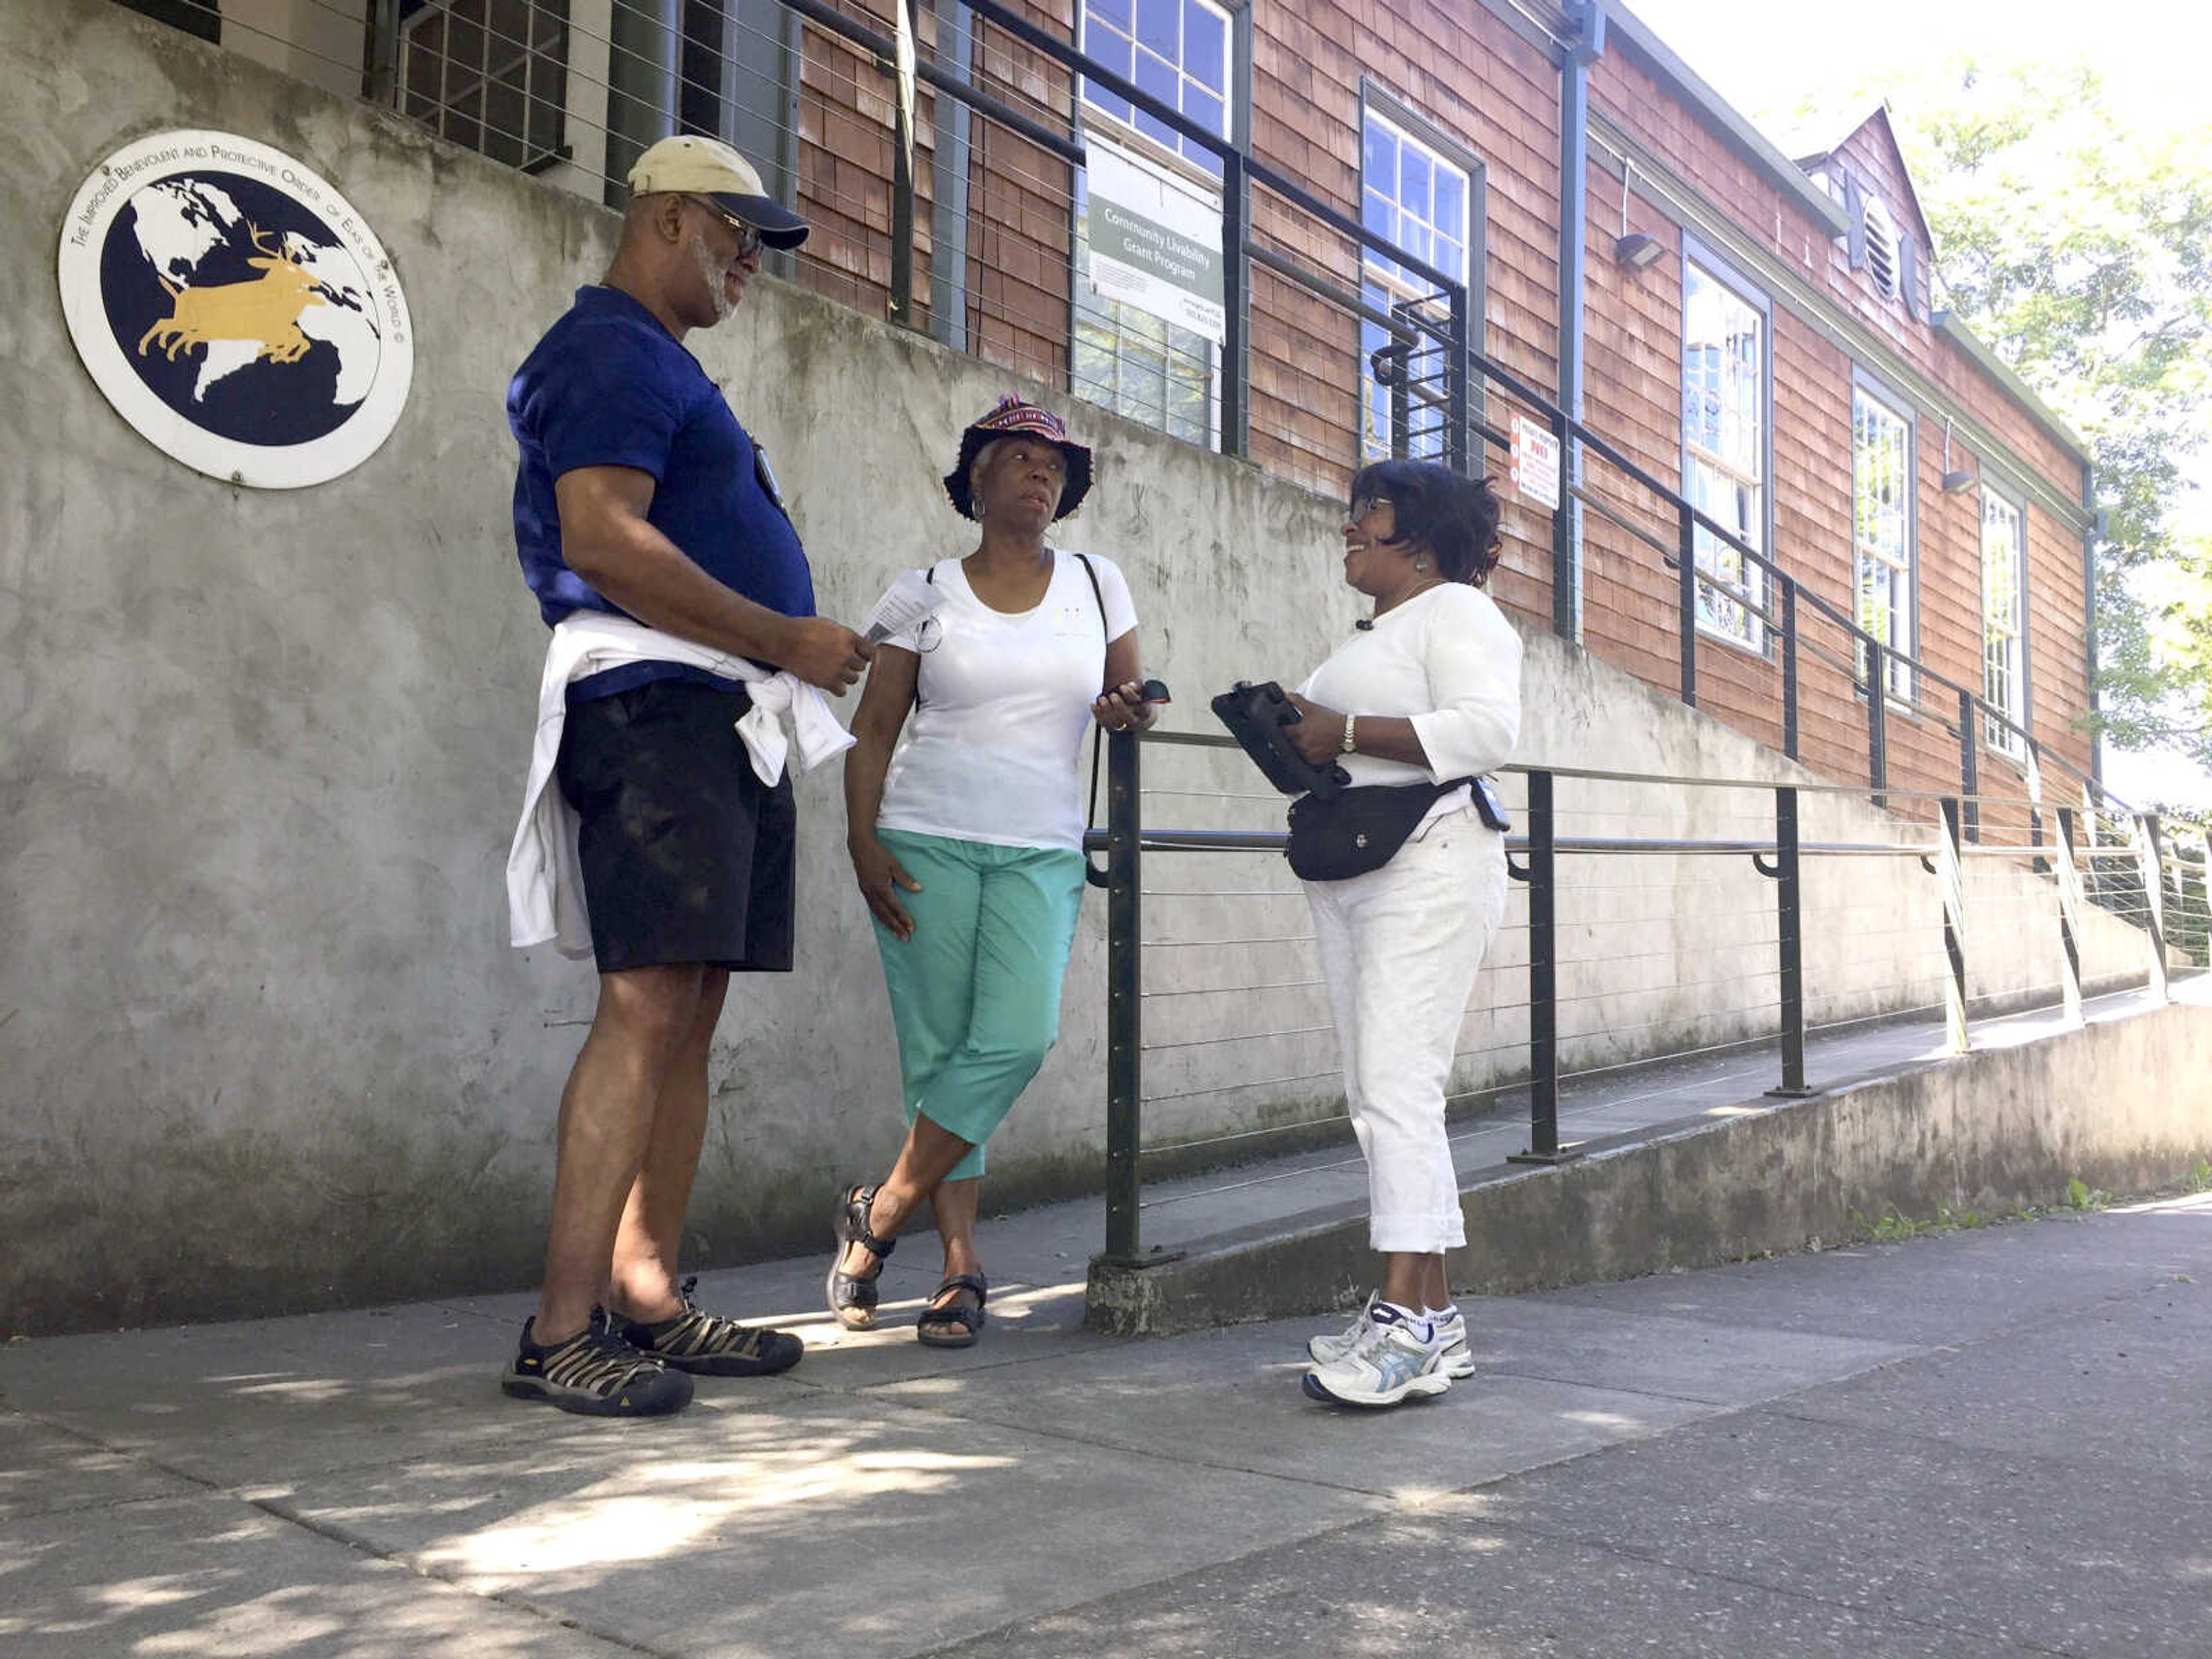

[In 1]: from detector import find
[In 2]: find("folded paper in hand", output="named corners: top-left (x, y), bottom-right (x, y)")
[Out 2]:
top-left (862, 569), bottom-right (945, 644)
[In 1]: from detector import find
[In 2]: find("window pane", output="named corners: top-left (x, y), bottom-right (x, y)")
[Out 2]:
top-left (1433, 169), bottom-right (1464, 243)
top-left (1182, 0), bottom-right (1224, 90)
top-left (1135, 0), bottom-right (1177, 57)
top-left (1133, 48), bottom-right (1178, 146)
top-left (1363, 123), bottom-right (1393, 195)
top-left (1185, 86), bottom-right (1224, 142)
top-left (1362, 187), bottom-right (1393, 240)
top-left (1088, 0), bottom-right (1133, 40)
top-left (1087, 86), bottom-right (1131, 124)
top-left (1399, 144), bottom-right (1431, 225)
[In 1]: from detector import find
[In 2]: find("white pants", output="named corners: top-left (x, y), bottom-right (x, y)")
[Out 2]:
top-left (1304, 804), bottom-right (1509, 1255)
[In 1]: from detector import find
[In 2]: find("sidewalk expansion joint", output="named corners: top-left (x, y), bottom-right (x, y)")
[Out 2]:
top-left (3, 1404), bottom-right (673, 1658)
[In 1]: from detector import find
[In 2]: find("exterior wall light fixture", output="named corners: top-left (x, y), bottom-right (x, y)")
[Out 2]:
top-left (1940, 418), bottom-right (1974, 492)
top-left (1612, 162), bottom-right (1666, 270)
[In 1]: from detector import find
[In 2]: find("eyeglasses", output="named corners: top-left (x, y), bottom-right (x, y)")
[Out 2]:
top-left (1349, 495), bottom-right (1392, 522)
top-left (683, 196), bottom-right (765, 260)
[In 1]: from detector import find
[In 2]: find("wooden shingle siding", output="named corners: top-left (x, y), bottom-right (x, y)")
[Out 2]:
top-left (783, 0), bottom-right (2093, 798)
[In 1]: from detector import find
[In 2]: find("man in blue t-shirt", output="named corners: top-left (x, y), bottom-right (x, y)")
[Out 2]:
top-left (501, 135), bottom-right (872, 1418)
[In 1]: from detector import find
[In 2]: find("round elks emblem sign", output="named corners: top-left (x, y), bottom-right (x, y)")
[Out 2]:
top-left (57, 130), bottom-right (414, 488)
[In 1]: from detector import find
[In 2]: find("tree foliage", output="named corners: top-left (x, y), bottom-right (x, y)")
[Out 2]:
top-left (1868, 62), bottom-right (2212, 765)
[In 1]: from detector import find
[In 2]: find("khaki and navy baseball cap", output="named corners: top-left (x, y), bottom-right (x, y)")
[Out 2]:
top-left (627, 135), bottom-right (809, 249)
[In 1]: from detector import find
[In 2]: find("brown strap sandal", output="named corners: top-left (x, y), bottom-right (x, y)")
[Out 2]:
top-left (826, 1183), bottom-right (896, 1331)
top-left (915, 1272), bottom-right (988, 1349)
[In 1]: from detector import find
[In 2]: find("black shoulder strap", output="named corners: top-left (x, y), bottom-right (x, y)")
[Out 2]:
top-left (1075, 550), bottom-right (1114, 889)
top-left (1072, 550), bottom-right (1106, 638)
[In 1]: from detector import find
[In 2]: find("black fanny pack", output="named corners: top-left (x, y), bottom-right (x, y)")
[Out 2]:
top-left (1286, 776), bottom-right (1509, 881)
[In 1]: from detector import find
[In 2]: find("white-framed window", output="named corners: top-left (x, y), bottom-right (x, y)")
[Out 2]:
top-left (1073, 0), bottom-right (1233, 444)
top-left (1981, 488), bottom-right (2028, 760)
top-left (1080, 0), bottom-right (1231, 178)
top-left (1681, 257), bottom-right (1768, 649)
top-left (1359, 106), bottom-right (1470, 463)
top-left (1852, 382), bottom-right (1916, 702)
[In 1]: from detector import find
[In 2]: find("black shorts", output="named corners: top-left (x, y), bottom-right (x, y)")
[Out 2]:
top-left (554, 678), bottom-right (797, 974)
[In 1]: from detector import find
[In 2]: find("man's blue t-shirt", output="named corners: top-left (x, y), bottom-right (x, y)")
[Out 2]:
top-left (509, 285), bottom-right (816, 698)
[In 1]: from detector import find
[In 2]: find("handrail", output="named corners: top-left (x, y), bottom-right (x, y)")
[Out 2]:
top-left (1089, 728), bottom-right (2186, 1264)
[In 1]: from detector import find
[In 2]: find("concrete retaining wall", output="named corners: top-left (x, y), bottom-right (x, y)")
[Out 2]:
top-left (1090, 992), bottom-right (2212, 1335)
top-left (0, 0), bottom-right (2161, 1332)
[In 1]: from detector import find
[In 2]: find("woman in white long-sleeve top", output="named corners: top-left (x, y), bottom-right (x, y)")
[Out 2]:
top-left (1281, 460), bottom-right (1522, 1409)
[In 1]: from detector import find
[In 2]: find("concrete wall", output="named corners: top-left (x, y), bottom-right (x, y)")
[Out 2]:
top-left (0, 0), bottom-right (2159, 1334)
top-left (1092, 989), bottom-right (2212, 1335)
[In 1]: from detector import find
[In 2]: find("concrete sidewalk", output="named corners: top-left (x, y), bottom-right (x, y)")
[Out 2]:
top-left (6, 1188), bottom-right (2209, 1656)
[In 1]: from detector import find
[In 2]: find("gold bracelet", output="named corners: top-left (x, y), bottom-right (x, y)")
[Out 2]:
top-left (1340, 714), bottom-right (1358, 755)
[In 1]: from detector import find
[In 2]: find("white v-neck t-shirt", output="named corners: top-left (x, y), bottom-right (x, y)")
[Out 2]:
top-left (1298, 581), bottom-right (1523, 796)
top-left (877, 549), bottom-right (1138, 851)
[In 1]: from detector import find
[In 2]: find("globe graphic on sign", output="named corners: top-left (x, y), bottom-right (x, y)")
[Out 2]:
top-left (97, 170), bottom-right (382, 447)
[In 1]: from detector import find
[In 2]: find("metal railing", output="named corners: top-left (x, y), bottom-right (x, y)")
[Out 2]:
top-left (124, 0), bottom-right (2107, 816)
top-left (1082, 727), bottom-right (2198, 1265)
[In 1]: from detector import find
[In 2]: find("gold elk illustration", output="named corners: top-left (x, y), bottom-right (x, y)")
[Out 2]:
top-left (138, 220), bottom-right (325, 366)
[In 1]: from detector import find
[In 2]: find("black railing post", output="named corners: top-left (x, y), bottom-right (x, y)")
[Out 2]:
top-left (1447, 282), bottom-right (1471, 473)
top-left (1677, 503), bottom-right (1698, 709)
top-left (1781, 581), bottom-right (1800, 762)
top-left (2139, 812), bottom-right (2170, 1002)
top-left (1939, 796), bottom-right (1969, 1054)
top-left (1220, 147), bottom-right (1249, 459)
top-left (1101, 728), bottom-right (1144, 1260)
top-left (1957, 687), bottom-right (1979, 844)
top-left (1389, 315), bottom-right (1413, 460)
top-left (1866, 642), bottom-right (1888, 806)
top-left (888, 0), bottom-right (918, 329)
top-left (1552, 407), bottom-right (1578, 641)
top-left (1508, 771), bottom-right (1567, 1163)
top-left (1766, 786), bottom-right (1812, 1096)
top-left (2056, 805), bottom-right (2084, 1024)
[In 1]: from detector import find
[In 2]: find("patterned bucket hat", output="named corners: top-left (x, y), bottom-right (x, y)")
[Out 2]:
top-left (943, 395), bottom-right (1094, 521)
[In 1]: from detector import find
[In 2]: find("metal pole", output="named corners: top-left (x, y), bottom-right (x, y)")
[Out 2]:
top-left (1102, 729), bottom-right (1144, 1259)
top-left (1939, 797), bottom-right (1969, 1054)
top-left (888, 0), bottom-right (918, 330)
top-left (1781, 581), bottom-right (1800, 762)
top-left (2056, 805), bottom-right (2084, 1027)
top-left (1767, 786), bottom-right (1811, 1095)
top-left (1957, 687), bottom-right (1979, 844)
top-left (2138, 813), bottom-right (2169, 1002)
top-left (1508, 771), bottom-right (1567, 1163)
top-left (1220, 149), bottom-right (1249, 459)
top-left (1677, 503), bottom-right (1698, 709)
top-left (1867, 643), bottom-right (1888, 808)
top-left (1447, 282), bottom-right (1471, 473)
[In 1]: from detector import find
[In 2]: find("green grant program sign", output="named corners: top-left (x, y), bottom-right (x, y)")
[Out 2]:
top-left (1085, 141), bottom-right (1226, 346)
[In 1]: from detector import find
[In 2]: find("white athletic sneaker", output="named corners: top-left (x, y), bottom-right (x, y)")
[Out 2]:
top-left (1306, 1291), bottom-right (1381, 1365)
top-left (1302, 1303), bottom-right (1452, 1408)
top-left (1430, 1306), bottom-right (1476, 1380)
top-left (1310, 1296), bottom-right (1476, 1381)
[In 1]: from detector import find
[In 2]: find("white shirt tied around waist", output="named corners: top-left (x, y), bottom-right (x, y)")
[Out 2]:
top-left (506, 611), bottom-right (855, 958)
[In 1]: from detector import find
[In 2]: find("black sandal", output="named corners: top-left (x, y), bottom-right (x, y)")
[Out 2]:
top-left (915, 1272), bottom-right (988, 1349)
top-left (827, 1183), bottom-right (897, 1330)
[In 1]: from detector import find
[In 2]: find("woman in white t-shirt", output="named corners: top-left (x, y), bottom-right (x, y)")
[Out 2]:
top-left (1280, 461), bottom-right (1522, 1408)
top-left (827, 396), bottom-right (1154, 1346)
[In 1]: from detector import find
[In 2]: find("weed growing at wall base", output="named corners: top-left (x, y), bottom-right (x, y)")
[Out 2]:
top-left (1849, 1177), bottom-right (2117, 1244)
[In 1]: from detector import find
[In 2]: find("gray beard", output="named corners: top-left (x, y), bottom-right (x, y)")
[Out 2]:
top-left (687, 231), bottom-right (739, 324)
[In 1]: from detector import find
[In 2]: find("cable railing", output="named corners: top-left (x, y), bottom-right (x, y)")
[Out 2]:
top-left (1081, 727), bottom-right (2197, 1264)
top-left (116, 0), bottom-right (2120, 850)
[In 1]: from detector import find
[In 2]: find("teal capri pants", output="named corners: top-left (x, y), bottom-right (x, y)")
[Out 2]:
top-left (872, 829), bottom-right (1089, 1180)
